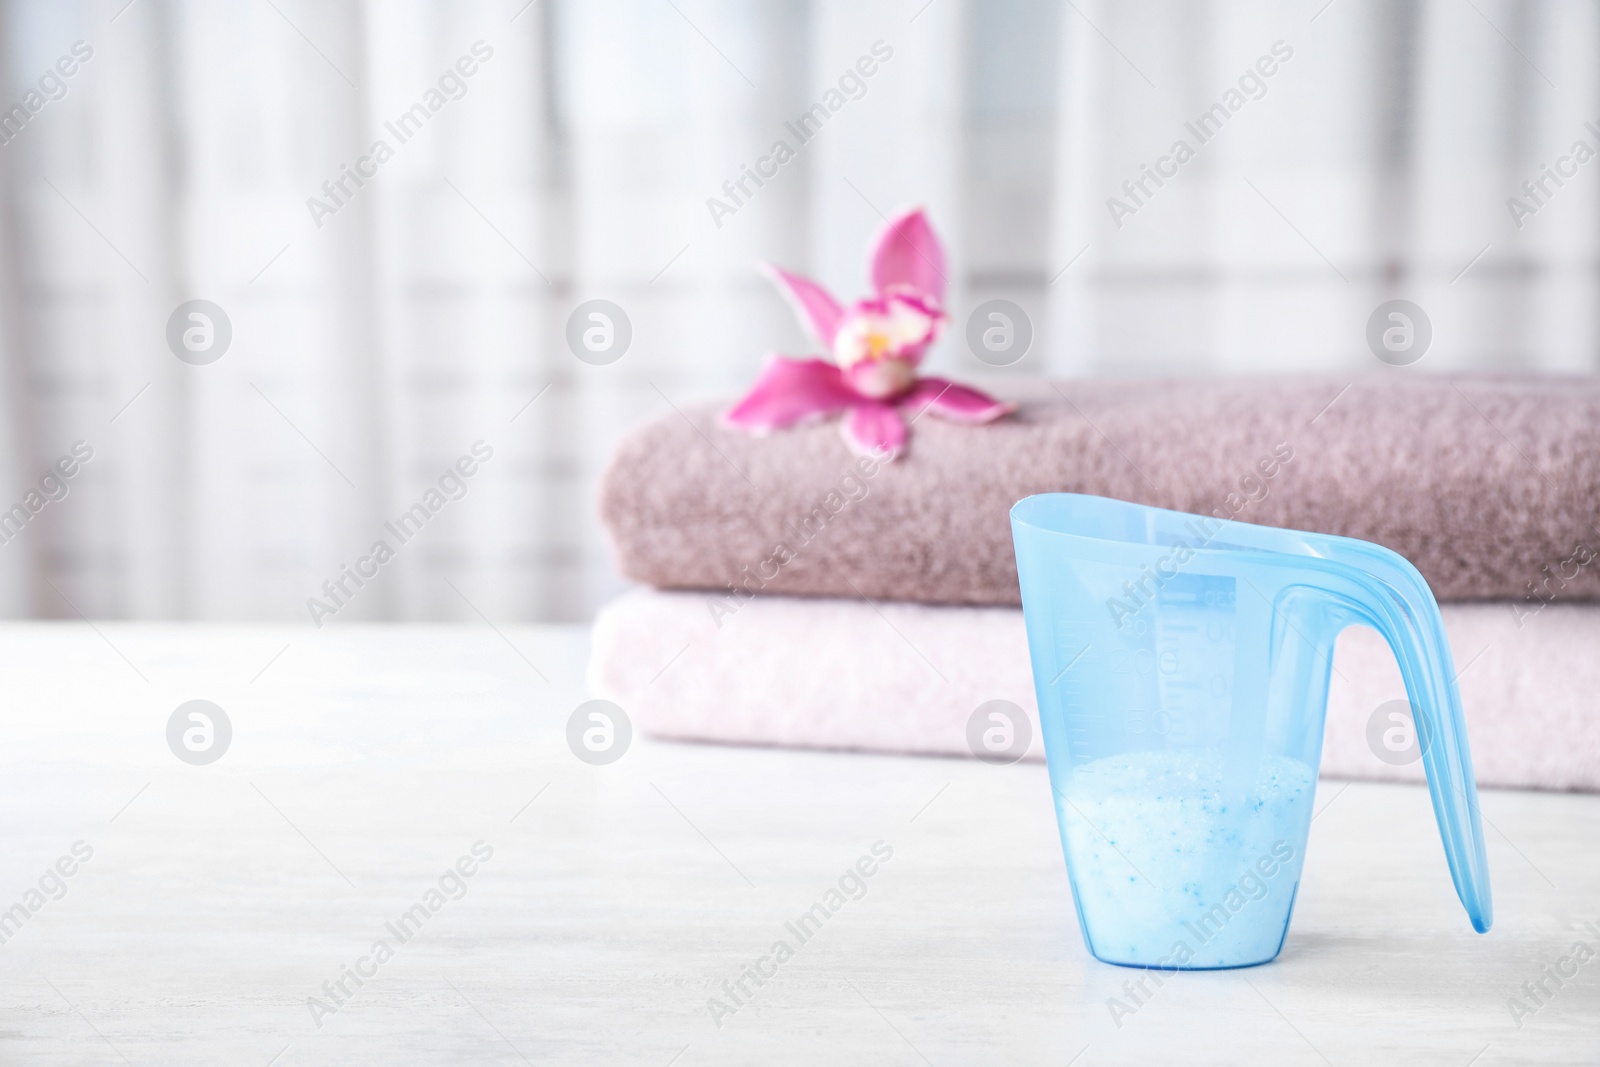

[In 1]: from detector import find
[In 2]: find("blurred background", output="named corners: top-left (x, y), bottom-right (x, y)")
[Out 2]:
top-left (0, 0), bottom-right (1595, 622)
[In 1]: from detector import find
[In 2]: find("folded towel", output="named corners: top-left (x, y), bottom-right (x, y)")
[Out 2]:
top-left (589, 589), bottom-right (1600, 792)
top-left (600, 375), bottom-right (1600, 607)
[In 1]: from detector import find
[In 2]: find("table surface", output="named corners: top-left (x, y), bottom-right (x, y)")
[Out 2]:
top-left (1, 622), bottom-right (1596, 1066)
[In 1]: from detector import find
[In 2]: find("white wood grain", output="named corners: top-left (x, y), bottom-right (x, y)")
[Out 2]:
top-left (0, 623), bottom-right (1594, 1065)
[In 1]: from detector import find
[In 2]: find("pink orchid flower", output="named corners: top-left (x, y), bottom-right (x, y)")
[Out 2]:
top-left (724, 207), bottom-right (1015, 458)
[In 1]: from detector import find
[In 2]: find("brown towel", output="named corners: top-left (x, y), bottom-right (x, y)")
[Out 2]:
top-left (599, 375), bottom-right (1600, 608)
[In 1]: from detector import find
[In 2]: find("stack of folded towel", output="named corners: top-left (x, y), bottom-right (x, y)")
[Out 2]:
top-left (591, 375), bottom-right (1600, 791)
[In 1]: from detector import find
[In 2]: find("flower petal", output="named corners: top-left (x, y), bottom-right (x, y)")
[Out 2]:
top-left (900, 377), bottom-right (1017, 423)
top-left (870, 207), bottom-right (948, 303)
top-left (842, 401), bottom-right (907, 458)
top-left (724, 356), bottom-right (858, 433)
top-left (762, 265), bottom-right (844, 349)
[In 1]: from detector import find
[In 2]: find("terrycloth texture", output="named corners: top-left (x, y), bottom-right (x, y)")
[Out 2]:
top-left (600, 375), bottom-right (1600, 606)
top-left (590, 589), bottom-right (1600, 793)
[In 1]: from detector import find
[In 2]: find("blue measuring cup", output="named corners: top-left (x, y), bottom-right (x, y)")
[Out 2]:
top-left (1011, 493), bottom-right (1492, 969)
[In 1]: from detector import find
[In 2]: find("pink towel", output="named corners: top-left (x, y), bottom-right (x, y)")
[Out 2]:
top-left (590, 590), bottom-right (1600, 792)
top-left (600, 375), bottom-right (1600, 608)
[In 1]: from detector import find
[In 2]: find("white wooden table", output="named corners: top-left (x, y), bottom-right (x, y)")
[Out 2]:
top-left (1, 623), bottom-right (1596, 1066)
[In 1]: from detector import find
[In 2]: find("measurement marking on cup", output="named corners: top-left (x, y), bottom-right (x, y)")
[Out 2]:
top-left (1050, 645), bottom-right (1092, 686)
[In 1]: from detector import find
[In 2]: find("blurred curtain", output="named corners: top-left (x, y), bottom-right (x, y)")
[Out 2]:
top-left (1050, 0), bottom-right (1600, 375)
top-left (0, 0), bottom-right (1592, 623)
